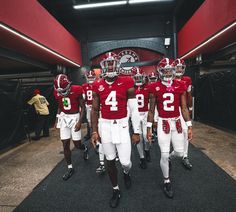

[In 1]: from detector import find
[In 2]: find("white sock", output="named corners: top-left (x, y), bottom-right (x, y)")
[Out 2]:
top-left (68, 164), bottom-right (73, 169)
top-left (164, 178), bottom-right (170, 183)
top-left (160, 152), bottom-right (169, 178)
top-left (113, 185), bottom-right (119, 190)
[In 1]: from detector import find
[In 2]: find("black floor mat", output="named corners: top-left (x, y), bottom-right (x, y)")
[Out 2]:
top-left (15, 143), bottom-right (236, 212)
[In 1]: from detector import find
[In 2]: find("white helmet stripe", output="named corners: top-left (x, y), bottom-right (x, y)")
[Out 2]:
top-left (57, 74), bottom-right (62, 88)
top-left (166, 58), bottom-right (169, 66)
top-left (177, 59), bottom-right (181, 65)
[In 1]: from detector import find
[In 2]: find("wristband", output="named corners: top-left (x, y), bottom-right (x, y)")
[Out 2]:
top-left (146, 122), bottom-right (153, 128)
top-left (189, 107), bottom-right (193, 111)
top-left (186, 121), bottom-right (192, 127)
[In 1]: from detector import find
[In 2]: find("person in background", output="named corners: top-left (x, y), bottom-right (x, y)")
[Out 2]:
top-left (172, 58), bottom-right (193, 169)
top-left (27, 89), bottom-right (50, 141)
top-left (133, 67), bottom-right (151, 169)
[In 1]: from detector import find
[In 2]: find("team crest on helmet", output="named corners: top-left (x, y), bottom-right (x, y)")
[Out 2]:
top-left (118, 50), bottom-right (139, 75)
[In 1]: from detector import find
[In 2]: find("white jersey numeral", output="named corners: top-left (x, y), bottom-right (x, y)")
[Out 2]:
top-left (86, 90), bottom-right (93, 101)
top-left (136, 94), bottom-right (144, 108)
top-left (163, 93), bottom-right (174, 111)
top-left (105, 91), bottom-right (118, 111)
top-left (62, 97), bottom-right (71, 110)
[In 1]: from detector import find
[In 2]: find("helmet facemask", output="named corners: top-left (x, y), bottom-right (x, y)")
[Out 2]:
top-left (134, 73), bottom-right (145, 86)
top-left (175, 65), bottom-right (186, 78)
top-left (56, 83), bottom-right (71, 97)
top-left (158, 66), bottom-right (176, 83)
top-left (86, 71), bottom-right (96, 84)
top-left (100, 57), bottom-right (120, 79)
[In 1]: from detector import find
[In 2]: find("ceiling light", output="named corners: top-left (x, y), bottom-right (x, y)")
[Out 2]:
top-left (0, 23), bottom-right (80, 67)
top-left (180, 21), bottom-right (236, 59)
top-left (73, 1), bottom-right (127, 9)
top-left (129, 0), bottom-right (174, 4)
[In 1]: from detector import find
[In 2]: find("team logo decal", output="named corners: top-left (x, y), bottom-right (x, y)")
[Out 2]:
top-left (118, 50), bottom-right (139, 75)
top-left (155, 87), bottom-right (160, 91)
top-left (98, 85), bottom-right (105, 91)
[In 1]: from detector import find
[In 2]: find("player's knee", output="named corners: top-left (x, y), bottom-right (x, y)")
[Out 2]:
top-left (119, 157), bottom-right (131, 167)
top-left (161, 152), bottom-right (169, 162)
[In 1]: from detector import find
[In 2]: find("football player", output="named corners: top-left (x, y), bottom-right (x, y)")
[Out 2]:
top-left (172, 59), bottom-right (193, 169)
top-left (171, 59), bottom-right (193, 169)
top-left (91, 52), bottom-right (140, 208)
top-left (82, 69), bottom-right (96, 140)
top-left (147, 70), bottom-right (159, 144)
top-left (54, 74), bottom-right (89, 181)
top-left (82, 70), bottom-right (106, 173)
top-left (133, 68), bottom-right (151, 169)
top-left (147, 58), bottom-right (192, 198)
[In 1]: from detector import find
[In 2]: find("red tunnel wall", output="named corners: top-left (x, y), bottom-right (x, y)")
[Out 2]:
top-left (0, 0), bottom-right (82, 66)
top-left (178, 0), bottom-right (236, 58)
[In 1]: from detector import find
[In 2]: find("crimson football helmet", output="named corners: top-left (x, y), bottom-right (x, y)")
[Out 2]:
top-left (100, 52), bottom-right (120, 78)
top-left (85, 70), bottom-right (96, 84)
top-left (158, 58), bottom-right (175, 82)
top-left (146, 70), bottom-right (158, 83)
top-left (133, 67), bottom-right (145, 86)
top-left (172, 58), bottom-right (186, 77)
top-left (54, 74), bottom-right (71, 96)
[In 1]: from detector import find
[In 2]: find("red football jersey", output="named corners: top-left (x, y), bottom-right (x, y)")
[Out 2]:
top-left (54, 85), bottom-right (83, 113)
top-left (82, 83), bottom-right (93, 105)
top-left (180, 76), bottom-right (192, 92)
top-left (135, 84), bottom-right (150, 112)
top-left (150, 80), bottom-right (185, 118)
top-left (93, 76), bottom-right (134, 119)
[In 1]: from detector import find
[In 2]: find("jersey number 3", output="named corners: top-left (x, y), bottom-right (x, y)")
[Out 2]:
top-left (105, 91), bottom-right (118, 111)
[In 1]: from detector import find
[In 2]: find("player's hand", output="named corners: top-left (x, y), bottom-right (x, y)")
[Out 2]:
top-left (188, 126), bottom-right (193, 141)
top-left (91, 132), bottom-right (100, 148)
top-left (74, 122), bottom-right (81, 132)
top-left (147, 130), bottom-right (152, 143)
top-left (131, 133), bottom-right (140, 144)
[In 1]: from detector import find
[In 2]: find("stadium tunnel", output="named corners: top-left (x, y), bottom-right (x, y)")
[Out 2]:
top-left (0, 0), bottom-right (236, 211)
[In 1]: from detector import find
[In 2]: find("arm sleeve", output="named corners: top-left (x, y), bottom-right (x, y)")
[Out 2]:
top-left (128, 98), bottom-right (141, 134)
top-left (27, 97), bottom-right (35, 105)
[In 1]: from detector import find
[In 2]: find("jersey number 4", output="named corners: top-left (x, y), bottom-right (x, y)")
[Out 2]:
top-left (105, 91), bottom-right (118, 111)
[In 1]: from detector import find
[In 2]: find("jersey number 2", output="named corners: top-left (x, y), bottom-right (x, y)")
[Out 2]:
top-left (163, 93), bottom-right (174, 111)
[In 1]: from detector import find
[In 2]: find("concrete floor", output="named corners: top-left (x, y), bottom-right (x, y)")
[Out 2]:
top-left (0, 122), bottom-right (235, 211)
